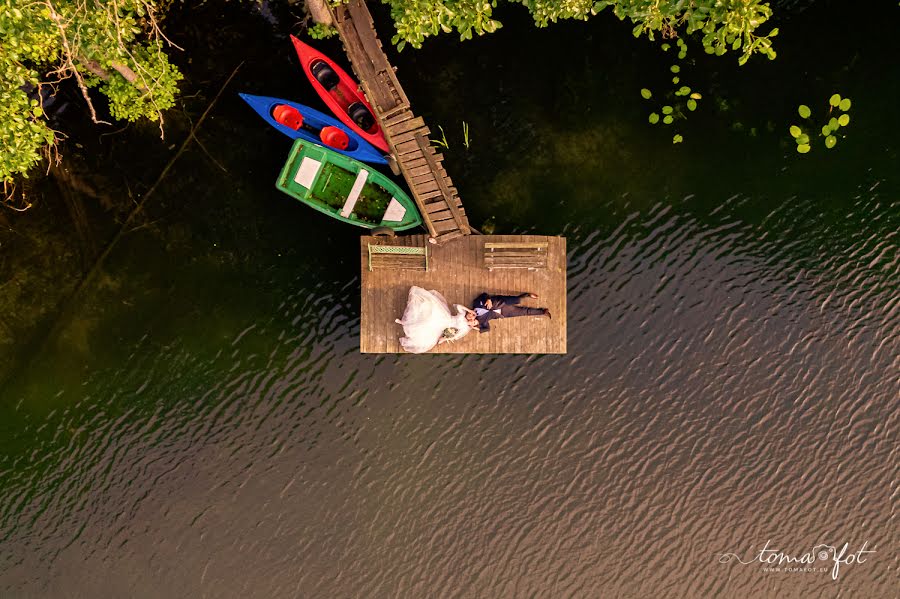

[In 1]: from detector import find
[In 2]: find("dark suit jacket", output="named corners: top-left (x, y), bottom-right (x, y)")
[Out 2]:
top-left (473, 293), bottom-right (527, 332)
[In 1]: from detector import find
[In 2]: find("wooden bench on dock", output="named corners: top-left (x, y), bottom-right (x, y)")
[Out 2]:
top-left (483, 242), bottom-right (549, 271)
top-left (368, 242), bottom-right (429, 271)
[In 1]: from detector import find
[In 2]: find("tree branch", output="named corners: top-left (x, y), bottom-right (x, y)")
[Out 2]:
top-left (110, 61), bottom-right (149, 92)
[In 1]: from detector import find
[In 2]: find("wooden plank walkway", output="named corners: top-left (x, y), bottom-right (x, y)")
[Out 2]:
top-left (330, 0), bottom-right (471, 244)
top-left (360, 235), bottom-right (566, 353)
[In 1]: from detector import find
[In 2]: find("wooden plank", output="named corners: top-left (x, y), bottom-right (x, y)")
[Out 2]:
top-left (486, 264), bottom-right (544, 270)
top-left (395, 138), bottom-right (422, 156)
top-left (387, 116), bottom-right (426, 136)
top-left (433, 229), bottom-right (464, 244)
top-left (485, 251), bottom-right (548, 258)
top-left (423, 197), bottom-right (461, 214)
top-left (411, 172), bottom-right (437, 186)
top-left (401, 154), bottom-right (443, 171)
top-left (391, 127), bottom-right (431, 146)
top-left (407, 163), bottom-right (440, 178)
top-left (425, 197), bottom-right (464, 212)
top-left (485, 242), bottom-right (550, 249)
top-left (412, 179), bottom-right (441, 195)
top-left (384, 111), bottom-right (415, 128)
top-left (418, 188), bottom-right (452, 202)
top-left (485, 259), bottom-right (548, 267)
top-left (426, 207), bottom-right (453, 220)
top-left (433, 218), bottom-right (459, 233)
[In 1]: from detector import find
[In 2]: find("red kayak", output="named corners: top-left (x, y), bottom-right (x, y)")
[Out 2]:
top-left (290, 36), bottom-right (390, 153)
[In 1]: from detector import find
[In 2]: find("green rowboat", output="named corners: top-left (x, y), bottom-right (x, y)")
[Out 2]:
top-left (275, 140), bottom-right (422, 231)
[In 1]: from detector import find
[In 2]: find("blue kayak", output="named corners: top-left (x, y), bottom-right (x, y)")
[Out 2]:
top-left (238, 93), bottom-right (387, 165)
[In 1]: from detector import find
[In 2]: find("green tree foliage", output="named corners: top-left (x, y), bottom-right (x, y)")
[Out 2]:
top-left (1, 0), bottom-right (182, 186)
top-left (387, 0), bottom-right (777, 65)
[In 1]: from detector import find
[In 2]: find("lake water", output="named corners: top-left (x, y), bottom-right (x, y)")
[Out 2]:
top-left (0, 1), bottom-right (896, 597)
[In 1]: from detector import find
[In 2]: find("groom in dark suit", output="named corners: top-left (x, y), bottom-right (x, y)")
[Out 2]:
top-left (472, 292), bottom-right (551, 333)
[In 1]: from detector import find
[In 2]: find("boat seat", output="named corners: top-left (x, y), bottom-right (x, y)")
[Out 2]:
top-left (368, 243), bottom-right (429, 271)
top-left (311, 60), bottom-right (340, 91)
top-left (483, 242), bottom-right (549, 271)
top-left (348, 102), bottom-right (376, 132)
top-left (272, 104), bottom-right (302, 130)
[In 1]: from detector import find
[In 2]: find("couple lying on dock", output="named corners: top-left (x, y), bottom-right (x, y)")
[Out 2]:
top-left (395, 286), bottom-right (551, 353)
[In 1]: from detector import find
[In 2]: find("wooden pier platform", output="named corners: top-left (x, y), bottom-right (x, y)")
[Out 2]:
top-left (361, 235), bottom-right (567, 354)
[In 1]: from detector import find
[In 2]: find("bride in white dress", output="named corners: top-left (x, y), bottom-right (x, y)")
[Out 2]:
top-left (395, 286), bottom-right (476, 353)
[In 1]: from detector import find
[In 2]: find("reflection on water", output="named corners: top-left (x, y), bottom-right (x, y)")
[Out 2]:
top-left (0, 1), bottom-right (897, 597)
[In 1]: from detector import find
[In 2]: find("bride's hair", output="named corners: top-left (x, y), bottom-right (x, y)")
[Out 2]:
top-left (442, 327), bottom-right (459, 339)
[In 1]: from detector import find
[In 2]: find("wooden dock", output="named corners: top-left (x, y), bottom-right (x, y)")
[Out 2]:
top-left (360, 235), bottom-right (567, 353)
top-left (329, 0), bottom-right (471, 244)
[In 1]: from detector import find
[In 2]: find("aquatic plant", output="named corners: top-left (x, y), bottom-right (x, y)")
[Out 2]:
top-left (789, 94), bottom-right (852, 154)
top-left (640, 40), bottom-right (703, 143)
top-left (431, 125), bottom-right (450, 149)
top-left (431, 122), bottom-right (472, 150)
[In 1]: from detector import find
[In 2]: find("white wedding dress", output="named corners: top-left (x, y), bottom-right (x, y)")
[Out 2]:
top-left (396, 286), bottom-right (471, 353)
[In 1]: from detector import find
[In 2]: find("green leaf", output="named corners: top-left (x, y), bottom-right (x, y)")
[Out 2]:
top-left (829, 117), bottom-right (839, 130)
top-left (825, 135), bottom-right (837, 149)
top-left (663, 115), bottom-right (674, 124)
top-left (797, 134), bottom-right (810, 145)
top-left (690, 92), bottom-right (702, 100)
top-left (829, 93), bottom-right (841, 107)
top-left (789, 125), bottom-right (801, 138)
top-left (838, 114), bottom-right (850, 126)
top-left (641, 88), bottom-right (652, 99)
top-left (672, 76), bottom-right (680, 84)
top-left (687, 99), bottom-right (697, 111)
top-left (769, 28), bottom-right (779, 37)
top-left (797, 144), bottom-right (811, 154)
top-left (798, 105), bottom-right (811, 119)
top-left (670, 64), bottom-right (680, 73)
top-left (662, 105), bottom-right (673, 114)
top-left (673, 134), bottom-right (683, 144)
top-left (839, 98), bottom-right (852, 111)
top-left (649, 112), bottom-right (660, 124)
top-left (661, 43), bottom-right (670, 51)
top-left (821, 125), bottom-right (831, 136)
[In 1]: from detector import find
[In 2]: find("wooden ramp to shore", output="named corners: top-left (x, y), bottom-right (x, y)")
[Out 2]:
top-left (361, 235), bottom-right (567, 354)
top-left (329, 0), bottom-right (471, 244)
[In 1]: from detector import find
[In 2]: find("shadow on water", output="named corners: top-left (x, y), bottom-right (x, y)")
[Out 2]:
top-left (0, 0), bottom-right (897, 597)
